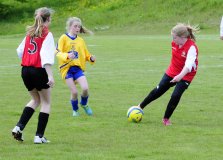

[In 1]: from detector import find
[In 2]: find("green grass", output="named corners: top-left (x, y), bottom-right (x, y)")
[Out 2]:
top-left (0, 33), bottom-right (223, 160)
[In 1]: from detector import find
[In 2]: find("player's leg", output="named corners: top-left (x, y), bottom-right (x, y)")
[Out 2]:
top-left (12, 89), bottom-right (40, 141)
top-left (34, 88), bottom-right (51, 144)
top-left (66, 78), bottom-right (79, 116)
top-left (12, 66), bottom-right (40, 141)
top-left (139, 74), bottom-right (174, 109)
top-left (163, 80), bottom-right (190, 125)
top-left (32, 67), bottom-right (51, 143)
top-left (76, 76), bottom-right (89, 104)
top-left (76, 76), bottom-right (93, 115)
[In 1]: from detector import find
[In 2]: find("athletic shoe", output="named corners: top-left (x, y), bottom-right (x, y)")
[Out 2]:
top-left (34, 136), bottom-right (50, 144)
top-left (12, 126), bottom-right (24, 141)
top-left (72, 110), bottom-right (80, 117)
top-left (81, 105), bottom-right (93, 116)
top-left (162, 118), bottom-right (172, 126)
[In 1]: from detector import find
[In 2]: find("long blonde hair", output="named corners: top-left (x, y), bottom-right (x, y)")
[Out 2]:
top-left (26, 7), bottom-right (54, 37)
top-left (171, 23), bottom-right (200, 41)
top-left (66, 17), bottom-right (93, 35)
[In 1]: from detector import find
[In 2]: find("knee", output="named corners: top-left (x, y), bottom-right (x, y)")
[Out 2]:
top-left (82, 88), bottom-right (89, 94)
top-left (71, 90), bottom-right (78, 99)
top-left (33, 99), bottom-right (40, 107)
top-left (171, 93), bottom-right (181, 100)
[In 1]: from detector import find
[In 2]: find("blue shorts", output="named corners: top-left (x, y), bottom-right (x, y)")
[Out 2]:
top-left (65, 66), bottom-right (84, 80)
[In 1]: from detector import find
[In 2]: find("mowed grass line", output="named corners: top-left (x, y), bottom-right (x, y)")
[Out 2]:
top-left (0, 35), bottom-right (222, 160)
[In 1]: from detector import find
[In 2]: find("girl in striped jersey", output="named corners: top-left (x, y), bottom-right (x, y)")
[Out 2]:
top-left (138, 23), bottom-right (200, 126)
top-left (12, 7), bottom-right (55, 143)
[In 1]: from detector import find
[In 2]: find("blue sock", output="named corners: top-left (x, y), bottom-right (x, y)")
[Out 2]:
top-left (81, 96), bottom-right (88, 106)
top-left (71, 99), bottom-right (78, 111)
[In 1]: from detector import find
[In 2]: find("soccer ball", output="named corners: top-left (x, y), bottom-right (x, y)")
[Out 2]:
top-left (127, 106), bottom-right (144, 123)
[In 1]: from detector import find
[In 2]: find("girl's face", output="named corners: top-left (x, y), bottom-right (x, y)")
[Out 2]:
top-left (172, 33), bottom-right (187, 46)
top-left (69, 21), bottom-right (81, 35)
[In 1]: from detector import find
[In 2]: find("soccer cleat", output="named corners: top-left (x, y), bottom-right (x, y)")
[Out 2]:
top-left (34, 136), bottom-right (50, 144)
top-left (162, 118), bottom-right (172, 126)
top-left (81, 105), bottom-right (93, 116)
top-left (72, 110), bottom-right (80, 117)
top-left (12, 126), bottom-right (24, 141)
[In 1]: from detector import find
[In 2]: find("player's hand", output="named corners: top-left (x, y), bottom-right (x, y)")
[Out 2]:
top-left (68, 52), bottom-right (75, 59)
top-left (170, 75), bottom-right (181, 83)
top-left (90, 55), bottom-right (96, 62)
top-left (47, 76), bottom-right (55, 88)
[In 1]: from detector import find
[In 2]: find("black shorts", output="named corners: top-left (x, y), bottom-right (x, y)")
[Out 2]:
top-left (21, 66), bottom-right (49, 91)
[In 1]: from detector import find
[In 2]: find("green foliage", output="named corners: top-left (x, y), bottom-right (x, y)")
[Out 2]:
top-left (0, 0), bottom-right (222, 35)
top-left (0, 3), bottom-right (11, 19)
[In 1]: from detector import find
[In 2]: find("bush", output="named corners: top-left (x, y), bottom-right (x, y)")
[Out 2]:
top-left (0, 3), bottom-right (12, 19)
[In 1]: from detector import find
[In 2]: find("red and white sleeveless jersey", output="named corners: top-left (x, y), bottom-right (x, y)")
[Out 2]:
top-left (166, 39), bottom-right (198, 82)
top-left (21, 28), bottom-right (49, 68)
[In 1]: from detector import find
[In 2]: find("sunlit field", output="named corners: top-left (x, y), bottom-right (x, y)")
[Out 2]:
top-left (0, 34), bottom-right (222, 160)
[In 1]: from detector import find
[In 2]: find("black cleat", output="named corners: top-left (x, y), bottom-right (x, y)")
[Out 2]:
top-left (12, 126), bottom-right (24, 141)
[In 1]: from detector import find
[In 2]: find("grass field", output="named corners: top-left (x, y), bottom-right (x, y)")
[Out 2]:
top-left (0, 34), bottom-right (223, 160)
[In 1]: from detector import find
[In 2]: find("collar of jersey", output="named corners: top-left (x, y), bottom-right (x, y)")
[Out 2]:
top-left (65, 33), bottom-right (77, 40)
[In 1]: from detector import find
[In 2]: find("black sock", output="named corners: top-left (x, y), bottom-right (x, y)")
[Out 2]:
top-left (36, 112), bottom-right (49, 138)
top-left (17, 107), bottom-right (35, 130)
top-left (164, 97), bottom-right (180, 119)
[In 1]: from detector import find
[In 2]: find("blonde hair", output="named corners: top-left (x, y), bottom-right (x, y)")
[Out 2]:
top-left (66, 17), bottom-right (93, 35)
top-left (171, 23), bottom-right (200, 41)
top-left (26, 7), bottom-right (54, 37)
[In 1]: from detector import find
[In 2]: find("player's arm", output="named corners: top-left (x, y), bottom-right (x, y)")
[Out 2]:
top-left (220, 16), bottom-right (223, 40)
top-left (40, 32), bottom-right (55, 87)
top-left (170, 67), bottom-right (190, 83)
top-left (40, 32), bottom-right (55, 67)
top-left (170, 46), bottom-right (197, 83)
top-left (55, 36), bottom-right (69, 61)
top-left (44, 64), bottom-right (54, 88)
top-left (83, 40), bottom-right (96, 63)
top-left (16, 37), bottom-right (26, 59)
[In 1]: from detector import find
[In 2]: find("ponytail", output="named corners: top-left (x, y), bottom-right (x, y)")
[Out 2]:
top-left (172, 23), bottom-right (200, 41)
top-left (26, 7), bottom-right (54, 38)
top-left (80, 26), bottom-right (94, 35)
top-left (186, 24), bottom-right (200, 41)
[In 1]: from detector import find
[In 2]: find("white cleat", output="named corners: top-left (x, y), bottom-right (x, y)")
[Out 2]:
top-left (34, 136), bottom-right (50, 144)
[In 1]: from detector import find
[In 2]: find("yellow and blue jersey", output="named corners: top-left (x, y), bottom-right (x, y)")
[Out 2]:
top-left (56, 33), bottom-right (94, 79)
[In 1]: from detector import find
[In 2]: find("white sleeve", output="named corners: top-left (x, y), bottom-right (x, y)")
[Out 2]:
top-left (16, 37), bottom-right (26, 59)
top-left (185, 45), bottom-right (197, 72)
top-left (220, 16), bottom-right (223, 37)
top-left (40, 32), bottom-right (56, 67)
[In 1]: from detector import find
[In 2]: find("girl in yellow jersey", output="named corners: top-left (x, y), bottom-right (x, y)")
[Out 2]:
top-left (56, 17), bottom-right (96, 116)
